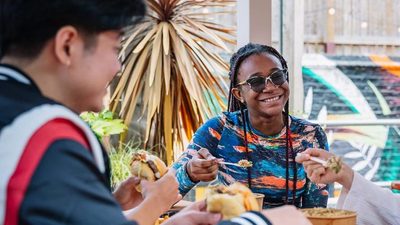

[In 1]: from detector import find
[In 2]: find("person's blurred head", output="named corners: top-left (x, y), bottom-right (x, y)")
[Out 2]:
top-left (0, 0), bottom-right (145, 60)
top-left (0, 0), bottom-right (146, 112)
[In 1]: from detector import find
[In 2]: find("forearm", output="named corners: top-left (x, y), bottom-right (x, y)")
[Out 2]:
top-left (338, 172), bottom-right (400, 224)
top-left (175, 162), bottom-right (198, 195)
top-left (335, 164), bottom-right (355, 209)
top-left (124, 198), bottom-right (163, 225)
top-left (336, 164), bottom-right (354, 190)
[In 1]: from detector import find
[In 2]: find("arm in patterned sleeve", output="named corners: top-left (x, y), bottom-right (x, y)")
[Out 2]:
top-left (172, 115), bottom-right (225, 196)
top-left (301, 125), bottom-right (330, 208)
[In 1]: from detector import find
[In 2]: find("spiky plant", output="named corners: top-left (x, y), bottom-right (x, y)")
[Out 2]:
top-left (111, 0), bottom-right (235, 165)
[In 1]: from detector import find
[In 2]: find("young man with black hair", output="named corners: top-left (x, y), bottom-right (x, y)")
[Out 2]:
top-left (0, 1), bottom-right (185, 225)
top-left (0, 1), bottom-right (310, 225)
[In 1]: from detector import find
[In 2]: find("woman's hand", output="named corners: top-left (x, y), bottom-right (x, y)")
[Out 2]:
top-left (186, 148), bottom-right (220, 182)
top-left (295, 148), bottom-right (354, 190)
top-left (113, 176), bottom-right (143, 210)
top-left (163, 200), bottom-right (221, 225)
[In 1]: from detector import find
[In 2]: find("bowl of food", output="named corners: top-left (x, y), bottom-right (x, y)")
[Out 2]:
top-left (206, 183), bottom-right (260, 219)
top-left (301, 208), bottom-right (356, 225)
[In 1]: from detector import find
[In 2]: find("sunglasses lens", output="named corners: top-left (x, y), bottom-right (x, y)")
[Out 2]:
top-left (247, 76), bottom-right (266, 93)
top-left (243, 70), bottom-right (287, 93)
top-left (270, 70), bottom-right (287, 85)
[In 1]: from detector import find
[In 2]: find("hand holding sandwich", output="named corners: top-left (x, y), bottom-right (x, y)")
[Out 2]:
top-left (114, 174), bottom-right (181, 212)
top-left (124, 151), bottom-right (182, 225)
top-left (124, 171), bottom-right (181, 225)
top-left (113, 176), bottom-right (143, 210)
top-left (186, 148), bottom-right (220, 182)
top-left (141, 170), bottom-right (182, 212)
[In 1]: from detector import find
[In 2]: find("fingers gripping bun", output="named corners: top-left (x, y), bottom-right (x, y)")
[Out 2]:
top-left (206, 183), bottom-right (259, 219)
top-left (146, 154), bottom-right (168, 178)
top-left (130, 150), bottom-right (168, 191)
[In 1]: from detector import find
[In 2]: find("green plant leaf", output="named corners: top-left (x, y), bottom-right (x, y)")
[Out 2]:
top-left (80, 110), bottom-right (127, 139)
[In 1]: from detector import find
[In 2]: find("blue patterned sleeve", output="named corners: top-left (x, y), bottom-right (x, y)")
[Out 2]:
top-left (172, 115), bottom-right (225, 196)
top-left (302, 125), bottom-right (330, 208)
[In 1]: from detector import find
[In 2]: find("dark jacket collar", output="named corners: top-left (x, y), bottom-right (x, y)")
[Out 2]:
top-left (0, 63), bottom-right (42, 93)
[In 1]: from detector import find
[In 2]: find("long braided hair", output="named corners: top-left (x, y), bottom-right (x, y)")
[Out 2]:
top-left (227, 43), bottom-right (298, 205)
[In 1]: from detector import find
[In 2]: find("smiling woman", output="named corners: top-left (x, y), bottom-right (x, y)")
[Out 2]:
top-left (173, 43), bottom-right (330, 209)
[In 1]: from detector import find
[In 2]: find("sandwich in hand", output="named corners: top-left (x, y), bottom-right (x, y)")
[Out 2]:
top-left (206, 182), bottom-right (259, 219)
top-left (130, 150), bottom-right (168, 191)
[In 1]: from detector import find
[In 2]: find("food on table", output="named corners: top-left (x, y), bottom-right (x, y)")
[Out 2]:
top-left (206, 182), bottom-right (259, 219)
top-left (301, 208), bottom-right (357, 225)
top-left (155, 215), bottom-right (169, 225)
top-left (302, 208), bottom-right (354, 217)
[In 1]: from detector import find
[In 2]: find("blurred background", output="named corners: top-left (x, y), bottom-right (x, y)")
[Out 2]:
top-left (183, 0), bottom-right (400, 203)
top-left (101, 0), bottom-right (400, 205)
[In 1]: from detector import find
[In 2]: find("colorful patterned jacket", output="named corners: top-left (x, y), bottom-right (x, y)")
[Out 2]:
top-left (173, 111), bottom-right (329, 209)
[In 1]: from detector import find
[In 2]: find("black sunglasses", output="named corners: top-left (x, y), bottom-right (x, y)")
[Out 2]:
top-left (236, 69), bottom-right (288, 93)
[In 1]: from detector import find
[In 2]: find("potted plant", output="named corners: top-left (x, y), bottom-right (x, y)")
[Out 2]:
top-left (111, 0), bottom-right (235, 164)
